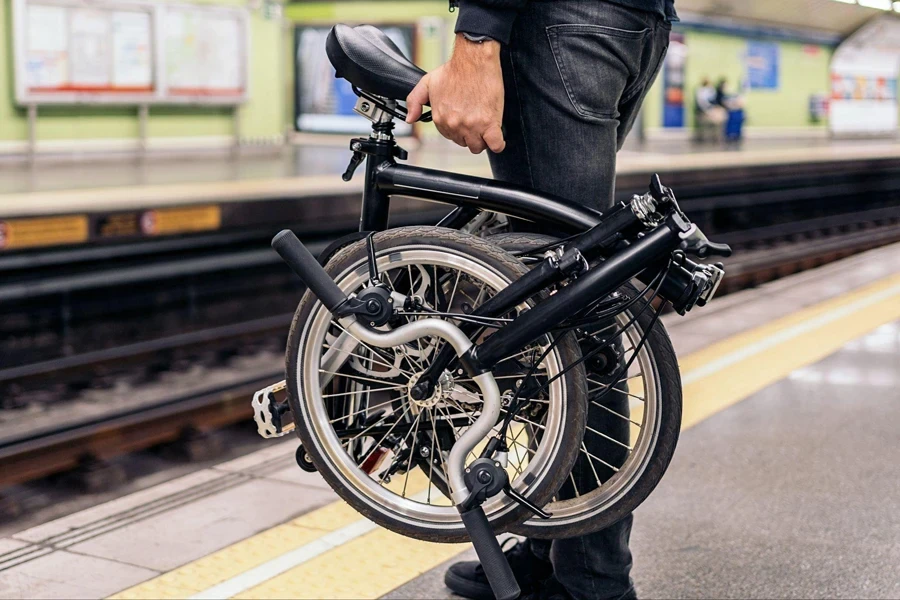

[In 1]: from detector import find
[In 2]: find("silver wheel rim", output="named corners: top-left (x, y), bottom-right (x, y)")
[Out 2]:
top-left (524, 308), bottom-right (661, 527)
top-left (297, 245), bottom-right (571, 532)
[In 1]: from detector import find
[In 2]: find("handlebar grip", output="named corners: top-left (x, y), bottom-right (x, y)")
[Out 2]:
top-left (459, 507), bottom-right (521, 600)
top-left (271, 230), bottom-right (348, 312)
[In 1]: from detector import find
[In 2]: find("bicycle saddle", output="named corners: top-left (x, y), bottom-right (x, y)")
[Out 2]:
top-left (326, 24), bottom-right (426, 102)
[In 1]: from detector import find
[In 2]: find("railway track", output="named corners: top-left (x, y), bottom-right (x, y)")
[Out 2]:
top-left (2, 155), bottom-right (900, 496)
top-left (1, 220), bottom-right (898, 492)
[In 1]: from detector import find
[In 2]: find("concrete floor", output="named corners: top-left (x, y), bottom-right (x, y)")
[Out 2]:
top-left (386, 320), bottom-right (900, 599)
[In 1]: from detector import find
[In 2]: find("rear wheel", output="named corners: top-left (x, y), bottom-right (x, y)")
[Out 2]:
top-left (490, 232), bottom-right (683, 539)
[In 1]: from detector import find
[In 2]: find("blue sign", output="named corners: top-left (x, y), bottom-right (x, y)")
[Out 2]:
top-left (746, 41), bottom-right (779, 90)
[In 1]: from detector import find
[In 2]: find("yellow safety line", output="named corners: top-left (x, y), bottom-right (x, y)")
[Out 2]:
top-left (112, 272), bottom-right (900, 600)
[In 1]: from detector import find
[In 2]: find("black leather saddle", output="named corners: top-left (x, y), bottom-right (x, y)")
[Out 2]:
top-left (326, 24), bottom-right (426, 102)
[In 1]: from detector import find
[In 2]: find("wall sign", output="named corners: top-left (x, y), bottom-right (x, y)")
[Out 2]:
top-left (662, 33), bottom-right (687, 128)
top-left (746, 41), bottom-right (780, 90)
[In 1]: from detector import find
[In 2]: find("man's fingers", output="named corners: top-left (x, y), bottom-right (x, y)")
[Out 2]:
top-left (436, 123), bottom-right (467, 147)
top-left (465, 135), bottom-right (486, 155)
top-left (483, 124), bottom-right (506, 154)
top-left (405, 76), bottom-right (430, 123)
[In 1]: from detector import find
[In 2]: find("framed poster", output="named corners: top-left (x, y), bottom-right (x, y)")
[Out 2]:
top-left (13, 0), bottom-right (249, 105)
top-left (165, 7), bottom-right (245, 98)
top-left (746, 41), bottom-right (780, 90)
top-left (294, 25), bottom-right (415, 135)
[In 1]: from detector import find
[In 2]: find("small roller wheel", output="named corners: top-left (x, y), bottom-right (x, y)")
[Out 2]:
top-left (295, 445), bottom-right (318, 473)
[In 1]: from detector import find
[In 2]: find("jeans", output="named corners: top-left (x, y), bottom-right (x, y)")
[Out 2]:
top-left (487, 2), bottom-right (670, 599)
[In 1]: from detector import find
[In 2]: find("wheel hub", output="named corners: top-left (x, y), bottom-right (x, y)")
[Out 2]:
top-left (407, 371), bottom-right (454, 410)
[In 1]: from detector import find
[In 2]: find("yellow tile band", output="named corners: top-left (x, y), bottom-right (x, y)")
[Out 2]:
top-left (112, 272), bottom-right (900, 600)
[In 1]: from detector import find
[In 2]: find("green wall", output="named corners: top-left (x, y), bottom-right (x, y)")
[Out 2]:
top-left (0, 0), bottom-right (838, 147)
top-left (643, 30), bottom-right (834, 131)
top-left (0, 0), bottom-right (285, 145)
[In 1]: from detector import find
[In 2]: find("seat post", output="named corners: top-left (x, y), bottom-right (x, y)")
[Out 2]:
top-left (355, 96), bottom-right (399, 232)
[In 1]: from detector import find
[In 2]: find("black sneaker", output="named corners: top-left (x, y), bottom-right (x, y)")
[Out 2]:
top-left (519, 576), bottom-right (573, 600)
top-left (444, 539), bottom-right (553, 600)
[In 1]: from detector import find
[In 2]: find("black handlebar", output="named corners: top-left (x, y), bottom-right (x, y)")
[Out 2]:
top-left (272, 230), bottom-right (349, 312)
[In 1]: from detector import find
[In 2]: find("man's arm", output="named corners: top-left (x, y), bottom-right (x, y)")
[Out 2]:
top-left (454, 0), bottom-right (525, 46)
top-left (406, 0), bottom-right (528, 154)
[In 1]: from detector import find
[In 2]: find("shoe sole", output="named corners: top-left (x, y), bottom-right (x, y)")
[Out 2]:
top-left (443, 569), bottom-right (498, 600)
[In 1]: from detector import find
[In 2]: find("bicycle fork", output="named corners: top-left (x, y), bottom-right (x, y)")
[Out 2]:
top-left (271, 229), bottom-right (521, 600)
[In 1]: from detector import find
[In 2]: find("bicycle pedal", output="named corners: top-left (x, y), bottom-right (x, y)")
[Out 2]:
top-left (251, 380), bottom-right (295, 439)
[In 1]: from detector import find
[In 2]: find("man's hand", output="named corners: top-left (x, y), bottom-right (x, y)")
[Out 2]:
top-left (406, 34), bottom-right (506, 154)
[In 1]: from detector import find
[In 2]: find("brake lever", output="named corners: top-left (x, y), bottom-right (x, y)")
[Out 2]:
top-left (680, 227), bottom-right (733, 259)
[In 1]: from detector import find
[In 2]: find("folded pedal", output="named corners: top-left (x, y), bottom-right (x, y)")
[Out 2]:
top-left (251, 380), bottom-right (295, 439)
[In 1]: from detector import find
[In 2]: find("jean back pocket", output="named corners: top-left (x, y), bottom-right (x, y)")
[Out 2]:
top-left (547, 24), bottom-right (649, 120)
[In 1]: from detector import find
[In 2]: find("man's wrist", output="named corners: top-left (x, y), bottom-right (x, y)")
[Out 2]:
top-left (454, 32), bottom-right (501, 59)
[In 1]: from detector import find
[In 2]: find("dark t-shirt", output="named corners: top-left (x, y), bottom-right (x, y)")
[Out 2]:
top-left (455, 0), bottom-right (677, 45)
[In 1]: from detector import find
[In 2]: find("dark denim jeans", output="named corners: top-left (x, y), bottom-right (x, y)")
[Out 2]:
top-left (488, 2), bottom-right (671, 599)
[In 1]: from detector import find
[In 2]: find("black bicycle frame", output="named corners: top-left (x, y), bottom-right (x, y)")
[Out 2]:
top-left (350, 148), bottom-right (688, 381)
top-left (356, 140), bottom-right (603, 234)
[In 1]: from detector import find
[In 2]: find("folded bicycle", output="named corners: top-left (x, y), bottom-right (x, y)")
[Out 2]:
top-left (252, 24), bottom-right (730, 600)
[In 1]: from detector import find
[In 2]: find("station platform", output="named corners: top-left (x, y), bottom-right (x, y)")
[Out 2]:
top-left (1, 242), bottom-right (898, 600)
top-left (3, 136), bottom-right (900, 256)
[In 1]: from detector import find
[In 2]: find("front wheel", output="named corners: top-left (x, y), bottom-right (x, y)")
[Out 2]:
top-left (286, 227), bottom-right (587, 543)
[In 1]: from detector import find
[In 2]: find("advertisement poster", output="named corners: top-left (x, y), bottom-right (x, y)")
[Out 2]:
top-left (662, 33), bottom-right (686, 128)
top-left (831, 74), bottom-right (897, 101)
top-left (166, 9), bottom-right (244, 95)
top-left (111, 11), bottom-right (152, 89)
top-left (25, 4), bottom-right (69, 89)
top-left (295, 25), bottom-right (415, 134)
top-left (746, 41), bottom-right (779, 90)
top-left (70, 9), bottom-right (112, 87)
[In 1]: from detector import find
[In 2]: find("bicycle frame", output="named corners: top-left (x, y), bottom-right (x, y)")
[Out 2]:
top-left (345, 134), bottom-right (705, 395)
top-left (354, 134), bottom-right (603, 234)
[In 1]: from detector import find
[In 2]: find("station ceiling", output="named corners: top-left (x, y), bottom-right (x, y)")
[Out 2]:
top-left (676, 0), bottom-right (894, 37)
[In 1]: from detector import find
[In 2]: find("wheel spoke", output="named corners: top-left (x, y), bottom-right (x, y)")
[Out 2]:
top-left (589, 400), bottom-right (642, 427)
top-left (587, 377), bottom-right (645, 402)
top-left (322, 344), bottom-right (414, 377)
top-left (585, 425), bottom-right (633, 451)
top-left (329, 397), bottom-right (397, 424)
top-left (580, 445), bottom-right (621, 474)
top-left (349, 402), bottom-right (409, 442)
top-left (357, 405), bottom-right (411, 466)
top-left (582, 442), bottom-right (603, 488)
top-left (448, 270), bottom-right (462, 310)
top-left (399, 410), bottom-right (425, 497)
top-left (322, 384), bottom-right (406, 399)
top-left (428, 407), bottom-right (450, 500)
top-left (321, 370), bottom-right (408, 388)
